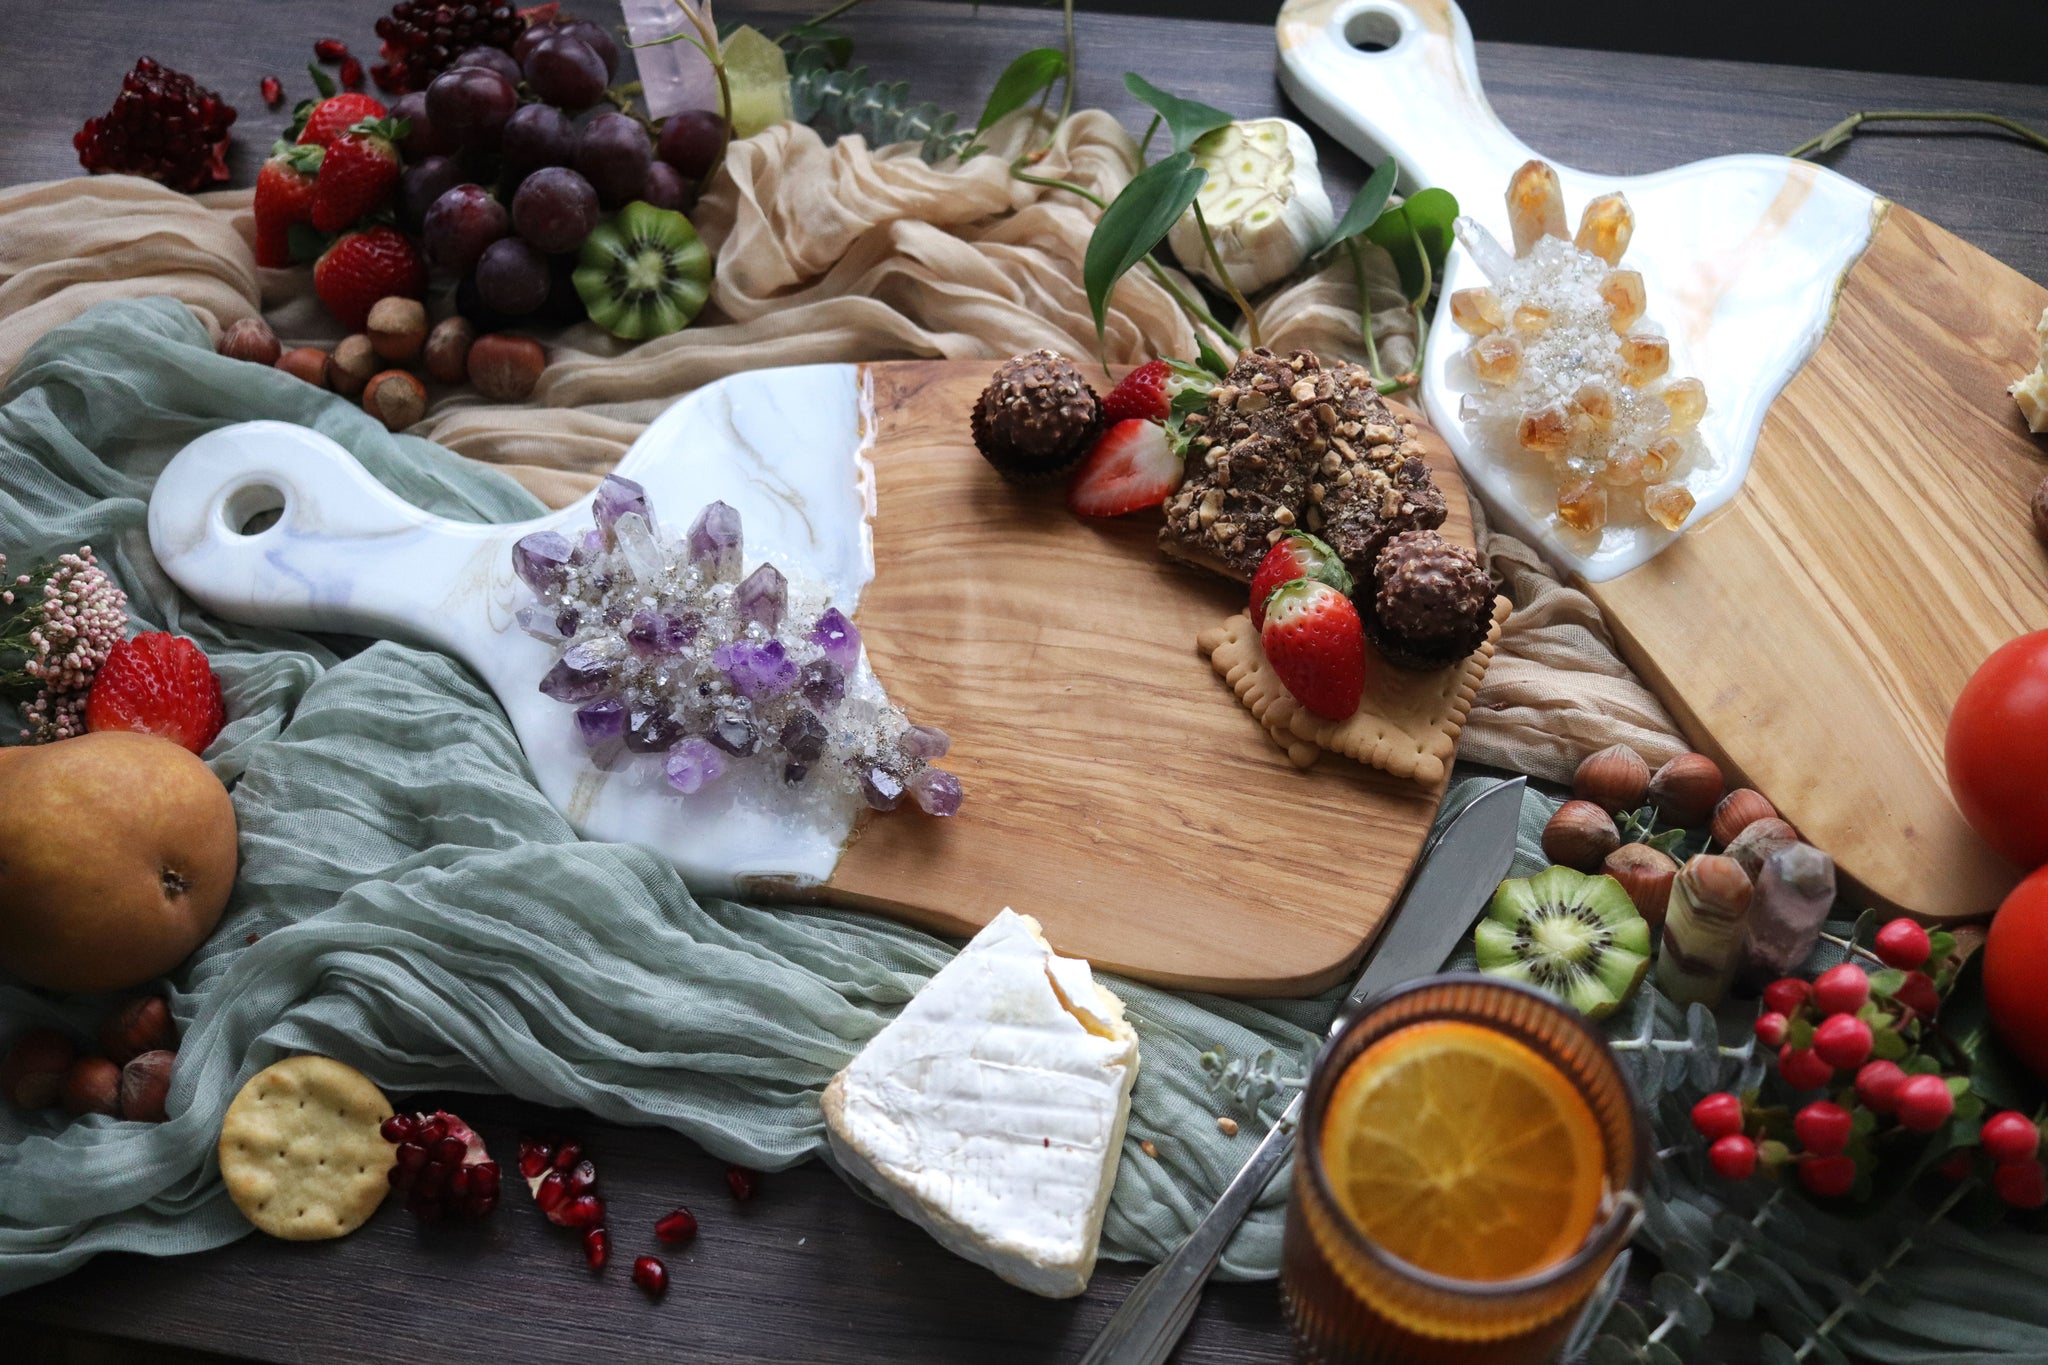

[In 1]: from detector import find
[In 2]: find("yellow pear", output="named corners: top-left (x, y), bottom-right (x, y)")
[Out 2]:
top-left (0, 731), bottom-right (237, 992)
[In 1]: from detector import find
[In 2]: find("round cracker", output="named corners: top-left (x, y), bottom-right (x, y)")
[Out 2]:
top-left (218, 1055), bottom-right (396, 1241)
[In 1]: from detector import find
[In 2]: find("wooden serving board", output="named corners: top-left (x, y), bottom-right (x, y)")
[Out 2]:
top-left (147, 361), bottom-right (1475, 996)
top-left (1282, 0), bottom-right (2048, 919)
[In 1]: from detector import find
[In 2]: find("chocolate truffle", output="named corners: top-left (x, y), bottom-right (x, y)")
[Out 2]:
top-left (969, 349), bottom-right (1102, 482)
top-left (1362, 530), bottom-right (1495, 671)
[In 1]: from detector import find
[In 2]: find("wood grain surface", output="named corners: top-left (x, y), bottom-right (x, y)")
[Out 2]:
top-left (820, 362), bottom-right (1471, 995)
top-left (5, 2), bottom-right (2046, 1362)
top-left (1594, 206), bottom-right (2048, 921)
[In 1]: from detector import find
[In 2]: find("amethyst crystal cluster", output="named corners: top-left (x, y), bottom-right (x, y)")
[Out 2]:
top-left (513, 475), bottom-right (962, 816)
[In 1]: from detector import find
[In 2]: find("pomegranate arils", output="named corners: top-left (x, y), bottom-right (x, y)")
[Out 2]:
top-left (552, 1140), bottom-right (584, 1173)
top-left (567, 1159), bottom-right (599, 1198)
top-left (396, 1141), bottom-right (429, 1171)
top-left (418, 1115), bottom-right (449, 1144)
top-left (75, 58), bottom-right (237, 192)
top-left (472, 1161), bottom-right (501, 1196)
top-left (517, 1136), bottom-right (553, 1179)
top-left (584, 1226), bottom-right (609, 1270)
top-left (386, 1110), bottom-right (498, 1221)
top-left (655, 1208), bottom-right (698, 1244)
top-left (382, 1113), bottom-right (418, 1144)
top-left (632, 1255), bottom-right (668, 1296)
top-left (261, 77), bottom-right (284, 108)
top-left (535, 1169), bottom-right (569, 1213)
top-left (315, 38), bottom-right (351, 62)
top-left (341, 58), bottom-right (366, 90)
top-left (370, 0), bottom-right (526, 93)
top-left (433, 1135), bottom-right (469, 1166)
top-left (561, 1194), bottom-right (605, 1229)
top-left (725, 1165), bottom-right (758, 1201)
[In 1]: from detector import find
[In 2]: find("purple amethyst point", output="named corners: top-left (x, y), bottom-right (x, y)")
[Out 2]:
top-left (686, 500), bottom-right (743, 580)
top-left (664, 736), bottom-right (728, 795)
top-left (809, 607), bottom-right (861, 671)
top-left (575, 697), bottom-right (626, 745)
top-left (859, 765), bottom-right (905, 811)
top-left (512, 530), bottom-right (575, 594)
top-left (900, 723), bottom-right (951, 762)
top-left (735, 562), bottom-right (789, 633)
top-left (593, 473), bottom-right (652, 537)
top-left (907, 767), bottom-right (963, 817)
top-left (539, 643), bottom-right (613, 702)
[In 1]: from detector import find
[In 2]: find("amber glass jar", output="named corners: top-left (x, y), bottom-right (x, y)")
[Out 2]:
top-left (1280, 975), bottom-right (1647, 1364)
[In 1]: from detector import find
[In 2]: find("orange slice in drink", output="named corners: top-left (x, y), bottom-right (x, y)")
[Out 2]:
top-left (1320, 1019), bottom-right (1606, 1282)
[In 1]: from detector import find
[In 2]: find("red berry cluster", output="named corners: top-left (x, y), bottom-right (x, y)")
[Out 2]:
top-left (74, 58), bottom-right (237, 192)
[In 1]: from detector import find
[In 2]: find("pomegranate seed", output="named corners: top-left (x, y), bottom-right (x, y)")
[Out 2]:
top-left (655, 1208), bottom-right (698, 1244)
top-left (517, 1137), bottom-right (552, 1179)
top-left (472, 1161), bottom-right (501, 1196)
top-left (381, 1114), bottom-right (416, 1144)
top-left (341, 57), bottom-right (365, 89)
top-left (450, 1166), bottom-right (472, 1198)
top-left (567, 1159), bottom-right (599, 1198)
top-left (725, 1165), bottom-right (757, 1201)
top-left (553, 1141), bottom-right (584, 1173)
top-left (535, 1170), bottom-right (569, 1212)
top-left (584, 1226), bottom-right (609, 1270)
top-left (315, 38), bottom-right (351, 61)
top-left (418, 1164), bottom-right (449, 1196)
top-left (561, 1194), bottom-right (605, 1229)
top-left (396, 1141), bottom-right (428, 1172)
top-left (418, 1116), bottom-right (449, 1144)
top-left (433, 1135), bottom-right (468, 1166)
top-left (261, 76), bottom-right (284, 108)
top-left (468, 1188), bottom-right (498, 1217)
top-left (632, 1255), bottom-right (668, 1295)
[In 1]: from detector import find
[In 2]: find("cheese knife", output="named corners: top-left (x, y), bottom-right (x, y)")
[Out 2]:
top-left (1077, 775), bottom-right (1526, 1365)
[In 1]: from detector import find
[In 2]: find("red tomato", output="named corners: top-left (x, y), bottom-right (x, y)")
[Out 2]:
top-left (1985, 865), bottom-right (2048, 1082)
top-left (1945, 630), bottom-right (2048, 870)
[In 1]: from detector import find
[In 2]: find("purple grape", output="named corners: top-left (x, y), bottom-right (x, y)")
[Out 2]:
top-left (501, 103), bottom-right (576, 181)
top-left (389, 91), bottom-right (447, 159)
top-left (513, 18), bottom-right (561, 63)
top-left (512, 167), bottom-right (600, 254)
top-left (402, 156), bottom-right (465, 230)
top-left (576, 112), bottom-right (654, 209)
top-left (524, 35), bottom-right (608, 111)
top-left (475, 237), bottom-right (550, 315)
top-left (423, 183), bottom-right (510, 273)
top-left (554, 18), bottom-right (620, 79)
top-left (426, 66), bottom-right (518, 149)
top-left (656, 110), bottom-right (726, 181)
top-left (639, 161), bottom-right (690, 212)
top-left (450, 45), bottom-right (522, 85)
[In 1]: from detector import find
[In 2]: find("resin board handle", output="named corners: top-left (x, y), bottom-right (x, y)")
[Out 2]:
top-left (1279, 0), bottom-right (2048, 919)
top-left (150, 361), bottom-right (1473, 996)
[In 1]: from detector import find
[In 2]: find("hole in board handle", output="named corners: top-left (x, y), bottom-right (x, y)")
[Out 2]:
top-left (1344, 6), bottom-right (1407, 53)
top-left (222, 481), bottom-right (286, 537)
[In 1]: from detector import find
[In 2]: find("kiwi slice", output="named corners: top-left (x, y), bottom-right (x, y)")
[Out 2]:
top-left (573, 201), bottom-right (712, 340)
top-left (1473, 865), bottom-right (1650, 1020)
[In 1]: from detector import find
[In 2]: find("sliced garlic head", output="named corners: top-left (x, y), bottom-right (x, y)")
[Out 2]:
top-left (1167, 118), bottom-right (1335, 295)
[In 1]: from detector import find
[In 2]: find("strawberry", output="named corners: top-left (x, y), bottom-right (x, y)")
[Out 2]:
top-left (1065, 419), bottom-right (1182, 517)
top-left (295, 92), bottom-right (386, 147)
top-left (1248, 531), bottom-right (1353, 630)
top-left (314, 226), bottom-right (427, 329)
top-left (252, 143), bottom-right (323, 268)
top-left (86, 633), bottom-right (226, 755)
top-left (311, 118), bottom-right (403, 233)
top-left (1102, 360), bottom-right (1172, 424)
top-left (1260, 579), bottom-right (1366, 721)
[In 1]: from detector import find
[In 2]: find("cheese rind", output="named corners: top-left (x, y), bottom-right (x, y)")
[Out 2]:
top-left (822, 909), bottom-right (1140, 1298)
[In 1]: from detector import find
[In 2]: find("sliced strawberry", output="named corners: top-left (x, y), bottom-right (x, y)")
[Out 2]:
top-left (1065, 419), bottom-right (1181, 517)
top-left (311, 118), bottom-right (402, 233)
top-left (295, 92), bottom-right (386, 147)
top-left (1102, 359), bottom-right (1171, 425)
top-left (1261, 579), bottom-right (1366, 721)
top-left (85, 633), bottom-right (226, 755)
top-left (314, 226), bottom-right (427, 330)
top-left (1248, 531), bottom-right (1353, 630)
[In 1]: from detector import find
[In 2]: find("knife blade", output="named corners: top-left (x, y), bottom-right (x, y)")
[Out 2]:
top-left (1076, 775), bottom-right (1528, 1365)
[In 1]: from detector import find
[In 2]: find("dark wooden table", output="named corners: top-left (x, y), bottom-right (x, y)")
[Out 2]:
top-left (5, 4), bottom-right (2048, 1363)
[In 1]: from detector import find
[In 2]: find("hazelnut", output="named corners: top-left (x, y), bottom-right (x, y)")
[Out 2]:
top-left (1572, 743), bottom-right (1651, 815)
top-left (1710, 788), bottom-right (1779, 847)
top-left (423, 316), bottom-right (476, 384)
top-left (467, 333), bottom-right (546, 402)
top-left (1647, 752), bottom-right (1724, 827)
top-left (1603, 843), bottom-right (1678, 928)
top-left (119, 1050), bottom-right (177, 1123)
top-left (1542, 799), bottom-right (1621, 872)
top-left (363, 369), bottom-right (428, 431)
top-left (99, 995), bottom-right (176, 1066)
top-left (275, 346), bottom-right (332, 389)
top-left (2, 1029), bottom-right (77, 1109)
top-left (367, 296), bottom-right (429, 363)
top-left (60, 1056), bottom-right (122, 1118)
top-left (218, 317), bottom-right (282, 366)
top-left (2033, 475), bottom-right (2048, 549)
top-left (1725, 817), bottom-right (1801, 882)
top-left (329, 334), bottom-right (380, 397)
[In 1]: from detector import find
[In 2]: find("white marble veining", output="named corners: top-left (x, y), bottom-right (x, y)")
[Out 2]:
top-left (148, 364), bottom-right (879, 893)
top-left (1278, 0), bottom-right (1880, 582)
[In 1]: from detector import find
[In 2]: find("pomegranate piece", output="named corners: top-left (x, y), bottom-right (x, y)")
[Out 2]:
top-left (341, 57), bottom-right (365, 89)
top-left (383, 1110), bottom-right (500, 1220)
top-left (75, 58), bottom-right (236, 192)
top-left (261, 76), bottom-right (284, 108)
top-left (655, 1208), bottom-right (698, 1244)
top-left (315, 38), bottom-right (350, 62)
top-left (632, 1255), bottom-right (668, 1296)
top-left (725, 1165), bottom-right (758, 1201)
top-left (371, 0), bottom-right (528, 95)
top-left (584, 1226), bottom-right (609, 1271)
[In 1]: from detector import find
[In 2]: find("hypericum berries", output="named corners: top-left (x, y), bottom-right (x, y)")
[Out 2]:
top-left (1993, 1161), bottom-right (2048, 1210)
top-left (1794, 1101), bottom-right (1854, 1157)
top-left (1874, 918), bottom-right (1932, 971)
top-left (1762, 977), bottom-right (1813, 1017)
top-left (1812, 963), bottom-right (1870, 1016)
top-left (1812, 1014), bottom-right (1874, 1070)
top-left (1895, 970), bottom-right (1940, 1020)
top-left (1981, 1111), bottom-right (2042, 1166)
top-left (1855, 1060), bottom-right (1907, 1115)
top-left (1895, 1074), bottom-right (1956, 1132)
top-left (1799, 1154), bottom-right (1857, 1198)
top-left (1690, 1092), bottom-right (1744, 1141)
top-left (1708, 1134), bottom-right (1757, 1180)
top-left (1754, 1010), bottom-right (1789, 1047)
top-left (1779, 1044), bottom-right (1836, 1091)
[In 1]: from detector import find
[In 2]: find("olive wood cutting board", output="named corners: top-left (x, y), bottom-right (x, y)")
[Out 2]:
top-left (1282, 0), bottom-right (2048, 919)
top-left (147, 360), bottom-right (1475, 997)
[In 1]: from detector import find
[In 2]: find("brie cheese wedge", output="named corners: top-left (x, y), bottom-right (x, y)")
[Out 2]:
top-left (822, 909), bottom-right (1140, 1298)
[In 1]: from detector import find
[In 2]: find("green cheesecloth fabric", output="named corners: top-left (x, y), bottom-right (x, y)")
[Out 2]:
top-left (0, 298), bottom-right (1353, 1295)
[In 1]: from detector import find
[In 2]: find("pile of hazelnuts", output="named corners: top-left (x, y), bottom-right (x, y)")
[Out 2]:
top-left (216, 299), bottom-right (547, 430)
top-left (2, 995), bottom-right (180, 1123)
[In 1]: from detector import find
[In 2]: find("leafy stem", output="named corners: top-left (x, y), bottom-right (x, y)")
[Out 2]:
top-left (635, 2), bottom-right (733, 184)
top-left (1191, 200), bottom-right (1262, 348)
top-left (1789, 109), bottom-right (2048, 160)
top-left (1791, 1178), bottom-right (1976, 1360)
top-left (774, 0), bottom-right (872, 44)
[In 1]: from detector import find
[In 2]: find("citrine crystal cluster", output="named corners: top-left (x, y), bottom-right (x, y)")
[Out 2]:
top-left (1451, 160), bottom-right (1706, 539)
top-left (513, 475), bottom-right (961, 816)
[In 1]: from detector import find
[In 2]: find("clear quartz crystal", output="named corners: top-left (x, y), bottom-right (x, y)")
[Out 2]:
top-left (1455, 163), bottom-right (1711, 544)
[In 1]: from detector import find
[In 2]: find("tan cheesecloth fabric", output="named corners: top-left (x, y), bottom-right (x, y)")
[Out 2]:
top-left (0, 110), bottom-right (1686, 778)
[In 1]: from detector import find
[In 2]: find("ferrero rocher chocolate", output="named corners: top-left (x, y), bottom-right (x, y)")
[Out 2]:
top-left (1363, 530), bottom-right (1495, 671)
top-left (969, 350), bottom-right (1102, 482)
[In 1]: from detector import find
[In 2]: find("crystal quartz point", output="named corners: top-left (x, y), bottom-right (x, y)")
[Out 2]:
top-left (1737, 843), bottom-right (1838, 985)
top-left (1456, 162), bottom-right (1711, 542)
top-left (1656, 854), bottom-right (1755, 1008)
top-left (516, 489), bottom-right (962, 817)
top-left (620, 0), bottom-right (719, 121)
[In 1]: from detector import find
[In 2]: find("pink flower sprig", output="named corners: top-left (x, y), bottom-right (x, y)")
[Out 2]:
top-left (0, 545), bottom-right (131, 743)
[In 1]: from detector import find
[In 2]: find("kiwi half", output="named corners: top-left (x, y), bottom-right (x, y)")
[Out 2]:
top-left (1473, 865), bottom-right (1650, 1020)
top-left (573, 200), bottom-right (712, 340)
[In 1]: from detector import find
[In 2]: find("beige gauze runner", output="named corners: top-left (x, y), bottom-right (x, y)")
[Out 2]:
top-left (0, 110), bottom-right (1685, 783)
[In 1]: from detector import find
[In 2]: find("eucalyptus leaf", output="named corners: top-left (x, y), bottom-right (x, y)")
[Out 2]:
top-left (1586, 1338), bottom-right (1638, 1365)
top-left (1642, 1339), bottom-right (1684, 1365)
top-left (1706, 1268), bottom-right (1758, 1319)
top-left (1323, 157), bottom-right (1400, 250)
top-left (1083, 151), bottom-right (1206, 343)
top-left (1652, 1271), bottom-right (1716, 1336)
top-left (1658, 1238), bottom-right (1711, 1280)
top-left (1122, 72), bottom-right (1233, 155)
top-left (973, 47), bottom-right (1066, 138)
top-left (1362, 186), bottom-right (1458, 302)
top-left (1563, 1250), bottom-right (1633, 1361)
top-left (1759, 1335), bottom-right (1801, 1365)
top-left (1603, 1301), bottom-right (1650, 1342)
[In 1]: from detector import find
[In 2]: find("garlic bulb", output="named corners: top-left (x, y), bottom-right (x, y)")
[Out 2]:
top-left (1167, 118), bottom-right (1335, 295)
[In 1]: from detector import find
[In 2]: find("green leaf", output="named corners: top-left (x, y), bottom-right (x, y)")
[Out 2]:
top-left (1943, 948), bottom-right (2048, 1113)
top-left (974, 48), bottom-right (1067, 138)
top-left (1083, 151), bottom-right (1207, 343)
top-left (307, 61), bottom-right (336, 100)
top-left (1323, 157), bottom-right (1400, 250)
top-left (1928, 930), bottom-right (1957, 964)
top-left (1362, 186), bottom-right (1459, 303)
top-left (285, 223), bottom-right (328, 265)
top-left (1867, 967), bottom-right (1907, 998)
top-left (1194, 332), bottom-right (1230, 377)
top-left (1122, 73), bottom-right (1232, 156)
top-left (780, 22), bottom-right (854, 67)
top-left (1872, 1025), bottom-right (1907, 1060)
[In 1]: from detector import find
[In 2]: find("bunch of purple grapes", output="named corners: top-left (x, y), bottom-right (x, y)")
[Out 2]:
top-left (386, 10), bottom-right (728, 325)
